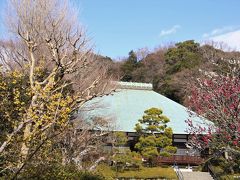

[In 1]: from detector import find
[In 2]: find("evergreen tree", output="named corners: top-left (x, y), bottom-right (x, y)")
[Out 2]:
top-left (135, 108), bottom-right (177, 165)
top-left (165, 40), bottom-right (202, 74)
top-left (121, 50), bottom-right (138, 81)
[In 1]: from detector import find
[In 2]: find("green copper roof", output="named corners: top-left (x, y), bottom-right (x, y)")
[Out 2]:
top-left (81, 82), bottom-right (210, 134)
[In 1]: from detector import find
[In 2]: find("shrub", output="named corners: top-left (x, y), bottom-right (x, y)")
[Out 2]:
top-left (112, 149), bottom-right (142, 172)
top-left (9, 163), bottom-right (104, 180)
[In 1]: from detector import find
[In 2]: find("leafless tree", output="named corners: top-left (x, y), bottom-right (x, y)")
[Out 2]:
top-left (135, 47), bottom-right (150, 61)
top-left (0, 0), bottom-right (116, 175)
top-left (58, 116), bottom-right (114, 171)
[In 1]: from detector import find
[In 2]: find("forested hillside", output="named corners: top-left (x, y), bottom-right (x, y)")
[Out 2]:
top-left (104, 40), bottom-right (240, 106)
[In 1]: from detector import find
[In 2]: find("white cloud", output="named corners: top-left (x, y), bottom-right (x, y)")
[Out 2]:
top-left (202, 26), bottom-right (236, 38)
top-left (159, 25), bottom-right (181, 37)
top-left (206, 30), bottom-right (240, 51)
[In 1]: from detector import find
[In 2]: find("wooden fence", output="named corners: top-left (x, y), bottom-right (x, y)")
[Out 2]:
top-left (156, 155), bottom-right (204, 165)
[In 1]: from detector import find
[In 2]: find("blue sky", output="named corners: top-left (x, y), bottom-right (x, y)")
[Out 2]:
top-left (1, 0), bottom-right (240, 59)
top-left (79, 0), bottom-right (240, 58)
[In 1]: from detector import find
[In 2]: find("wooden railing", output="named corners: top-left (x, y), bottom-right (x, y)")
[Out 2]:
top-left (206, 161), bottom-right (232, 180)
top-left (207, 162), bottom-right (218, 180)
top-left (174, 163), bottom-right (184, 180)
top-left (156, 155), bottom-right (204, 165)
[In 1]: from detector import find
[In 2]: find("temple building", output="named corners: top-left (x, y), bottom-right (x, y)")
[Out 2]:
top-left (81, 81), bottom-right (210, 165)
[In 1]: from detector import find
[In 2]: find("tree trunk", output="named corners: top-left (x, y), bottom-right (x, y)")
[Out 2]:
top-left (89, 157), bottom-right (105, 171)
top-left (20, 123), bottom-right (31, 162)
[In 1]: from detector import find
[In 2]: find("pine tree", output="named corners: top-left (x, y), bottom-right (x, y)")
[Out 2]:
top-left (135, 108), bottom-right (177, 164)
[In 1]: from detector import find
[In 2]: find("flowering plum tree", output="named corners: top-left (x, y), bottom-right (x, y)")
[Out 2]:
top-left (186, 59), bottom-right (240, 173)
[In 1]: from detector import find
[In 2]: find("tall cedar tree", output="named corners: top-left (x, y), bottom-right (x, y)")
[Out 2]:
top-left (121, 50), bottom-right (138, 81)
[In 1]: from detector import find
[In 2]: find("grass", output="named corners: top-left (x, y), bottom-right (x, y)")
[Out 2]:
top-left (211, 165), bottom-right (224, 175)
top-left (97, 163), bottom-right (177, 179)
top-left (220, 174), bottom-right (240, 180)
top-left (97, 164), bottom-right (116, 180)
